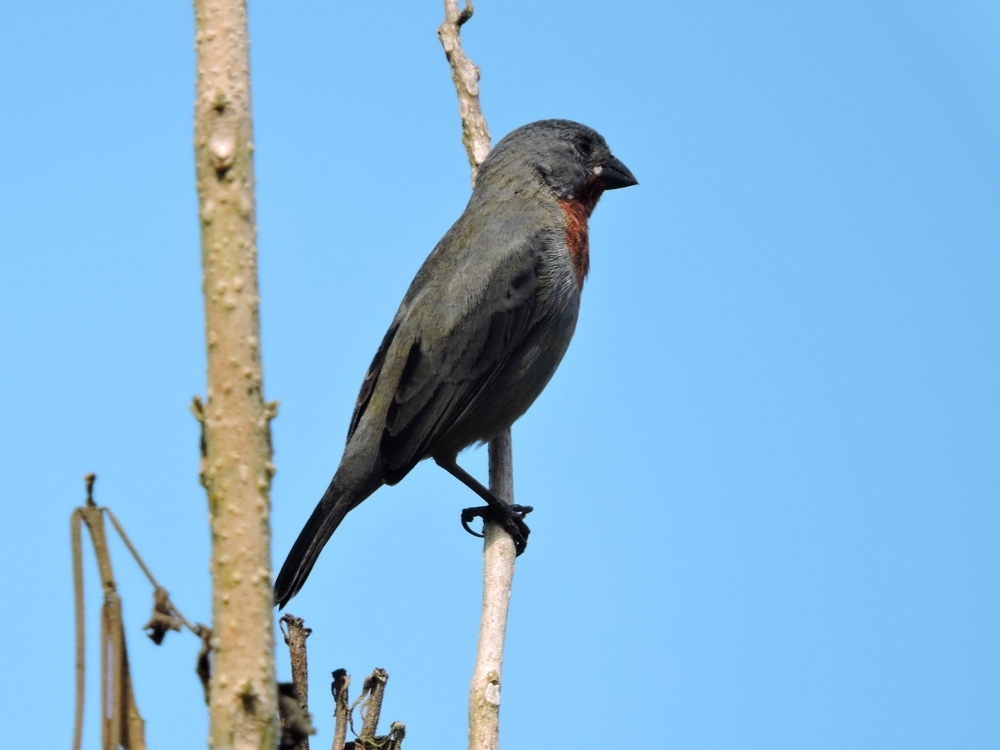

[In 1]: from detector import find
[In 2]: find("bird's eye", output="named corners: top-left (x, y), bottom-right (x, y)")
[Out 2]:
top-left (576, 136), bottom-right (594, 157)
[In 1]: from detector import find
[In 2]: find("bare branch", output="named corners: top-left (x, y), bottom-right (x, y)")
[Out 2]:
top-left (193, 0), bottom-right (278, 746)
top-left (331, 669), bottom-right (351, 750)
top-left (352, 668), bottom-right (389, 740)
top-left (437, 8), bottom-right (519, 750)
top-left (340, 667), bottom-right (404, 749)
top-left (71, 508), bottom-right (85, 750)
top-left (102, 506), bottom-right (200, 638)
top-left (281, 614), bottom-right (314, 750)
top-left (71, 476), bottom-right (147, 749)
top-left (438, 1), bottom-right (492, 181)
top-left (467, 432), bottom-right (516, 750)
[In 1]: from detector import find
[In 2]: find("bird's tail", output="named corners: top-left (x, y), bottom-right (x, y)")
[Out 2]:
top-left (273, 468), bottom-right (381, 608)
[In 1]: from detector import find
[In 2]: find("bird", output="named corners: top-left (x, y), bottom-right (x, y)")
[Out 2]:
top-left (274, 119), bottom-right (637, 608)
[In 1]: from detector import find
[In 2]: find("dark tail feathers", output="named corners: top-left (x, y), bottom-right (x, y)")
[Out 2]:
top-left (274, 476), bottom-right (368, 608)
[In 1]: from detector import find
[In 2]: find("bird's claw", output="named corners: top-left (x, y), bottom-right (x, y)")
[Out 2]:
top-left (460, 507), bottom-right (487, 538)
top-left (460, 504), bottom-right (533, 555)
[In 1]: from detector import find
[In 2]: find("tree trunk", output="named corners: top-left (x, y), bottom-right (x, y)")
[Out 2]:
top-left (192, 1), bottom-right (279, 747)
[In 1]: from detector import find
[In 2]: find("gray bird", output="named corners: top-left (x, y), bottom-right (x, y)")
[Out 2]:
top-left (274, 119), bottom-right (636, 607)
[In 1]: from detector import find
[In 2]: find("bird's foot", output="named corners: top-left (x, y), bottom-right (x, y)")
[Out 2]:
top-left (460, 504), bottom-right (533, 555)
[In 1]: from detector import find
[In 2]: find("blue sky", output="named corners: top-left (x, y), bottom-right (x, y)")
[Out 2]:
top-left (1, 1), bottom-right (997, 748)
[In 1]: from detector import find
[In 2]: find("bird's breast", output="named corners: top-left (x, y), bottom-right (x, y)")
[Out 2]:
top-left (557, 199), bottom-right (590, 289)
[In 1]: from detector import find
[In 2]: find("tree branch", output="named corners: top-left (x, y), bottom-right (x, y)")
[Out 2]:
top-left (280, 614), bottom-right (313, 750)
top-left (467, 432), bottom-right (516, 750)
top-left (358, 668), bottom-right (389, 740)
top-left (71, 475), bottom-right (147, 749)
top-left (438, 1), bottom-right (492, 181)
top-left (331, 669), bottom-right (351, 750)
top-left (193, 0), bottom-right (279, 747)
top-left (437, 7), bottom-right (517, 750)
top-left (343, 668), bottom-right (403, 750)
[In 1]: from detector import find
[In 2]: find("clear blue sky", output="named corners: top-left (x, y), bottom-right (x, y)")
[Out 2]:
top-left (1, 1), bottom-right (997, 748)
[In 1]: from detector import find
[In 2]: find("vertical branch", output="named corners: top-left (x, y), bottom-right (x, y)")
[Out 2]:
top-left (438, 1), bottom-right (492, 180)
top-left (71, 511), bottom-right (86, 750)
top-left (193, 1), bottom-right (279, 748)
top-left (438, 6), bottom-right (516, 750)
top-left (468, 432), bottom-right (515, 750)
top-left (356, 669), bottom-right (389, 740)
top-left (331, 670), bottom-right (350, 750)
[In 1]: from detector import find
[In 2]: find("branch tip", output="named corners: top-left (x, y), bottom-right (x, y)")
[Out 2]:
top-left (84, 473), bottom-right (96, 506)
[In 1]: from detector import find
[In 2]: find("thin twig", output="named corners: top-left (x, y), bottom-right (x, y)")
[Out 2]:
top-left (72, 470), bottom-right (211, 750)
top-left (103, 506), bottom-right (199, 635)
top-left (71, 510), bottom-right (85, 750)
top-left (103, 507), bottom-right (161, 589)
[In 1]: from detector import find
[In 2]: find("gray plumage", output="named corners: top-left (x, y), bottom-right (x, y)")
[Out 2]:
top-left (274, 120), bottom-right (636, 607)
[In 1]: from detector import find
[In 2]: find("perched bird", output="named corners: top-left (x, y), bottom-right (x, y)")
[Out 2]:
top-left (274, 119), bottom-right (636, 607)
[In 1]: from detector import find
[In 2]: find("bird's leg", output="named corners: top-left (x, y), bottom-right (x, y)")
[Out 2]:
top-left (433, 456), bottom-right (533, 555)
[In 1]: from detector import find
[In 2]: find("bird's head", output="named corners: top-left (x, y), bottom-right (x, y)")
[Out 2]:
top-left (477, 119), bottom-right (637, 212)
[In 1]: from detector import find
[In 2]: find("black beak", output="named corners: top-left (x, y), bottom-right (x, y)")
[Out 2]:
top-left (599, 155), bottom-right (638, 190)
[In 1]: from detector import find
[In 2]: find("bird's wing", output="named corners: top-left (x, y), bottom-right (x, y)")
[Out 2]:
top-left (346, 321), bottom-right (399, 443)
top-left (378, 231), bottom-right (552, 477)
